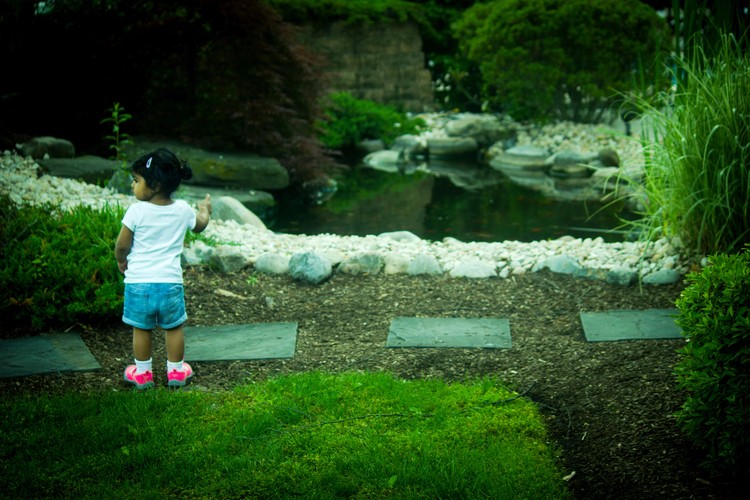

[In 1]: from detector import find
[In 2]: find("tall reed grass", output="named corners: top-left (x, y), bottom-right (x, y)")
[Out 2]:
top-left (629, 32), bottom-right (750, 255)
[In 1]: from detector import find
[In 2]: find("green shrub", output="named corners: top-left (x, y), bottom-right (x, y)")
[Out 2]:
top-left (674, 247), bottom-right (750, 475)
top-left (452, 0), bottom-right (669, 122)
top-left (0, 197), bottom-right (125, 331)
top-left (317, 92), bottom-right (426, 151)
top-left (628, 33), bottom-right (750, 255)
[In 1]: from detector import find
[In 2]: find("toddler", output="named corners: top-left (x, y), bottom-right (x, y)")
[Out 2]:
top-left (115, 147), bottom-right (212, 389)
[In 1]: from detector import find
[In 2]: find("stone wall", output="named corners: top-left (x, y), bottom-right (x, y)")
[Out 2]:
top-left (298, 21), bottom-right (434, 112)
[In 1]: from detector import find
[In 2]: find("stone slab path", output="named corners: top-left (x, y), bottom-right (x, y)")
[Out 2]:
top-left (0, 333), bottom-right (101, 378)
top-left (386, 317), bottom-right (512, 349)
top-left (1, 311), bottom-right (685, 378)
top-left (580, 308), bottom-right (682, 342)
top-left (184, 322), bottom-right (298, 361)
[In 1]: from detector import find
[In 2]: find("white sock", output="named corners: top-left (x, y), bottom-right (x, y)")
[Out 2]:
top-left (167, 360), bottom-right (184, 372)
top-left (135, 358), bottom-right (152, 375)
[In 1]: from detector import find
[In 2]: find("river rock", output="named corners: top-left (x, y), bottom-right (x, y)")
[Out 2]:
top-left (606, 267), bottom-right (637, 286)
top-left (209, 245), bottom-right (249, 273)
top-left (289, 252), bottom-right (332, 285)
top-left (449, 259), bottom-right (496, 278)
top-left (642, 268), bottom-right (681, 285)
top-left (339, 254), bottom-right (384, 275)
top-left (254, 253), bottom-right (290, 275)
top-left (407, 254), bottom-right (442, 275)
top-left (532, 255), bottom-right (581, 274)
top-left (379, 230), bottom-right (422, 244)
top-left (384, 254), bottom-right (410, 274)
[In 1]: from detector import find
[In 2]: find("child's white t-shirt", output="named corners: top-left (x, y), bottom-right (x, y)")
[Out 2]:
top-left (121, 200), bottom-right (197, 284)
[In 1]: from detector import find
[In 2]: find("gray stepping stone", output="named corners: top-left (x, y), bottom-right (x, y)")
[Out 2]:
top-left (580, 308), bottom-right (682, 342)
top-left (386, 317), bottom-right (511, 349)
top-left (184, 323), bottom-right (298, 361)
top-left (0, 333), bottom-right (101, 378)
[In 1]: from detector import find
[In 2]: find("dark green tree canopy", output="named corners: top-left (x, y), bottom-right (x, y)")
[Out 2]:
top-left (453, 0), bottom-right (670, 122)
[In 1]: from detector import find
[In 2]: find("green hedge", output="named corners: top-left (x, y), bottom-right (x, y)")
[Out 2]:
top-left (0, 197), bottom-right (125, 332)
top-left (675, 247), bottom-right (750, 475)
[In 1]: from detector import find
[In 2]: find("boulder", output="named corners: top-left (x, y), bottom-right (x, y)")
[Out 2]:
top-left (391, 134), bottom-right (426, 155)
top-left (37, 155), bottom-right (117, 184)
top-left (444, 114), bottom-right (515, 146)
top-left (211, 196), bottom-right (267, 229)
top-left (426, 136), bottom-right (478, 158)
top-left (362, 150), bottom-right (403, 173)
top-left (124, 140), bottom-right (289, 190)
top-left (187, 152), bottom-right (288, 190)
top-left (546, 150), bottom-right (597, 178)
top-left (598, 148), bottom-right (620, 167)
top-left (489, 145), bottom-right (550, 174)
top-left (175, 184), bottom-right (275, 219)
top-left (20, 136), bottom-right (75, 159)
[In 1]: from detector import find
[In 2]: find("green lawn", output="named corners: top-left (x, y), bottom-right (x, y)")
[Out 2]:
top-left (1, 371), bottom-right (571, 499)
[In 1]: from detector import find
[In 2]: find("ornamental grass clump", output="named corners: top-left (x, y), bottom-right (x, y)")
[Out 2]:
top-left (674, 246), bottom-right (750, 475)
top-left (631, 33), bottom-right (750, 256)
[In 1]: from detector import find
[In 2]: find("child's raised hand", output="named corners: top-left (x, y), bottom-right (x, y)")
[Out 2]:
top-left (198, 194), bottom-right (212, 214)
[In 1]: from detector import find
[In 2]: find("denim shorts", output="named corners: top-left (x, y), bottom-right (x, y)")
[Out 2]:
top-left (122, 283), bottom-right (187, 330)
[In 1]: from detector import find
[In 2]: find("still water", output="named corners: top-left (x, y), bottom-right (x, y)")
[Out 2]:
top-left (270, 164), bottom-right (636, 243)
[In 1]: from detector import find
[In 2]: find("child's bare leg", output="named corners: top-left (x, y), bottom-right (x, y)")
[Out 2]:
top-left (165, 324), bottom-right (185, 363)
top-left (133, 327), bottom-right (152, 361)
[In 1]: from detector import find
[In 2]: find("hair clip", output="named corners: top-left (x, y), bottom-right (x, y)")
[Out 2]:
top-left (146, 157), bottom-right (152, 169)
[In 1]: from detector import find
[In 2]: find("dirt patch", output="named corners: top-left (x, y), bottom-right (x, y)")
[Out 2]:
top-left (1, 268), bottom-right (741, 499)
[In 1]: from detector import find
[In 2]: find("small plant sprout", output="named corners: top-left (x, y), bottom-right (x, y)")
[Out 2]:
top-left (100, 102), bottom-right (134, 172)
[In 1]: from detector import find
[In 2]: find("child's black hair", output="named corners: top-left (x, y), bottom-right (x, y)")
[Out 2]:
top-left (130, 148), bottom-right (193, 197)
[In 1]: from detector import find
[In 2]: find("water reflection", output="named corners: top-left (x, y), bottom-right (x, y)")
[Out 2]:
top-left (271, 162), bottom-right (634, 243)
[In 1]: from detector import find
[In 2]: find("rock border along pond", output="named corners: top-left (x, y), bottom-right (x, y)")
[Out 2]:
top-left (2, 146), bottom-right (689, 287)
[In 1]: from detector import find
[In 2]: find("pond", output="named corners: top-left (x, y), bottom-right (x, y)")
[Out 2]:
top-left (269, 162), bottom-right (637, 243)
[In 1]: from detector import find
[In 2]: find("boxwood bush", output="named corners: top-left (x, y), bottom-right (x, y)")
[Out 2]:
top-left (0, 197), bottom-right (125, 332)
top-left (674, 247), bottom-right (750, 475)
